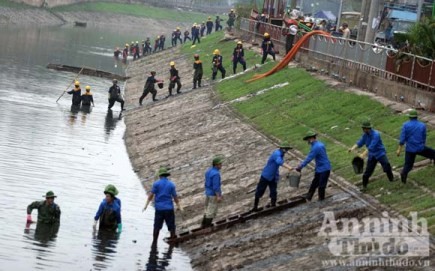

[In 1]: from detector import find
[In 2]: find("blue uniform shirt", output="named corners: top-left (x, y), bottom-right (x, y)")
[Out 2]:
top-left (399, 119), bottom-right (426, 153)
top-left (205, 166), bottom-right (222, 196)
top-left (151, 177), bottom-right (177, 211)
top-left (261, 149), bottom-right (285, 182)
top-left (299, 140), bottom-right (331, 173)
top-left (357, 129), bottom-right (386, 159)
top-left (94, 197), bottom-right (122, 224)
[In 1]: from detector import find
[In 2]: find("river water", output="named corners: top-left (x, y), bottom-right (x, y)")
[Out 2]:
top-left (0, 24), bottom-right (191, 271)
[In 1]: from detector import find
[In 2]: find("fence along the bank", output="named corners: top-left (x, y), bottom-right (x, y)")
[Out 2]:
top-left (239, 18), bottom-right (435, 93)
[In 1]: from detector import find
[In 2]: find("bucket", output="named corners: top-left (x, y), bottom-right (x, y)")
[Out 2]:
top-left (288, 173), bottom-right (301, 188)
top-left (157, 82), bottom-right (164, 89)
top-left (352, 156), bottom-right (364, 174)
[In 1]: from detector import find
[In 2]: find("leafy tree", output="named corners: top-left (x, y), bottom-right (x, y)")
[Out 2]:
top-left (406, 17), bottom-right (435, 59)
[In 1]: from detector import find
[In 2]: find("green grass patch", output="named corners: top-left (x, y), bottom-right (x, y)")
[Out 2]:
top-left (203, 36), bottom-right (435, 229)
top-left (0, 0), bottom-right (34, 8)
top-left (50, 2), bottom-right (211, 23)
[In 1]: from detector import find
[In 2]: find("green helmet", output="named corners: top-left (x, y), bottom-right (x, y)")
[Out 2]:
top-left (407, 109), bottom-right (418, 118)
top-left (361, 120), bottom-right (372, 129)
top-left (212, 156), bottom-right (223, 165)
top-left (104, 184), bottom-right (119, 196)
top-left (303, 131), bottom-right (317, 140)
top-left (279, 141), bottom-right (292, 149)
top-left (158, 167), bottom-right (171, 176)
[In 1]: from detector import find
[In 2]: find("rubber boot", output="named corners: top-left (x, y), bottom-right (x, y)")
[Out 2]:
top-left (200, 215), bottom-right (207, 228)
top-left (318, 188), bottom-right (326, 201)
top-left (198, 79), bottom-right (202, 87)
top-left (167, 88), bottom-right (173, 97)
top-left (361, 176), bottom-right (369, 192)
top-left (251, 197), bottom-right (260, 212)
top-left (270, 198), bottom-right (276, 207)
top-left (193, 81), bottom-right (197, 89)
top-left (233, 67), bottom-right (236, 74)
top-left (176, 85), bottom-right (181, 94)
top-left (152, 92), bottom-right (158, 102)
top-left (304, 188), bottom-right (315, 202)
top-left (400, 172), bottom-right (407, 184)
top-left (386, 170), bottom-right (394, 182)
top-left (151, 229), bottom-right (159, 250)
top-left (203, 218), bottom-right (213, 228)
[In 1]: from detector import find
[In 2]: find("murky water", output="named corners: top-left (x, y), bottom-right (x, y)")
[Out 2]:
top-left (0, 25), bottom-right (191, 270)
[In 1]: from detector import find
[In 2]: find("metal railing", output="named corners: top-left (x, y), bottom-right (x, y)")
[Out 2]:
top-left (239, 18), bottom-right (435, 92)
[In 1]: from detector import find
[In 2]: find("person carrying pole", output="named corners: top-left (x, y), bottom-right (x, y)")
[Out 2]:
top-left (67, 81), bottom-right (82, 106)
top-left (295, 131), bottom-right (331, 201)
top-left (143, 167), bottom-right (182, 249)
top-left (396, 109), bottom-right (435, 183)
top-left (201, 156), bottom-right (223, 228)
top-left (251, 142), bottom-right (293, 212)
top-left (348, 120), bottom-right (395, 191)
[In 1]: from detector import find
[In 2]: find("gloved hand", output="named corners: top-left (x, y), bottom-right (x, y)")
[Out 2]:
top-left (396, 145), bottom-right (403, 157)
top-left (117, 223), bottom-right (122, 233)
top-left (176, 202), bottom-right (184, 211)
top-left (348, 144), bottom-right (358, 153)
top-left (26, 214), bottom-right (32, 223)
top-left (93, 220), bottom-right (97, 229)
top-left (359, 150), bottom-right (368, 159)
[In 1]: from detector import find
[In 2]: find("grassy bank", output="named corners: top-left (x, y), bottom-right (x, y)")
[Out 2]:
top-left (51, 2), bottom-right (211, 23)
top-left (0, 0), bottom-right (33, 8)
top-left (180, 31), bottom-right (435, 233)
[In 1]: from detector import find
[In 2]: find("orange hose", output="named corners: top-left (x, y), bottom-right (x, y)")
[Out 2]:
top-left (246, 31), bottom-right (330, 83)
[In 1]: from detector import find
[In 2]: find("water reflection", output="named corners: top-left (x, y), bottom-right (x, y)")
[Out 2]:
top-left (104, 109), bottom-right (122, 137)
top-left (24, 222), bottom-right (60, 245)
top-left (146, 244), bottom-right (175, 271)
top-left (92, 229), bottom-right (119, 270)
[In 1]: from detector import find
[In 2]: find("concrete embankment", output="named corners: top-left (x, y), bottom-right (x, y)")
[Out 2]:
top-left (122, 46), bottom-right (434, 270)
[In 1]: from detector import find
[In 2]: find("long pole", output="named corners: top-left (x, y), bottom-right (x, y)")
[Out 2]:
top-left (336, 0), bottom-right (344, 29)
top-left (55, 67), bottom-right (84, 103)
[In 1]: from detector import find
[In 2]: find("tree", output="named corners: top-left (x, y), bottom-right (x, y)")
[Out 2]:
top-left (406, 17), bottom-right (435, 59)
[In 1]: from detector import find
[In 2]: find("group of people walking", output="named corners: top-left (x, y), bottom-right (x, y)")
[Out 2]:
top-left (114, 12), bottom-right (230, 63)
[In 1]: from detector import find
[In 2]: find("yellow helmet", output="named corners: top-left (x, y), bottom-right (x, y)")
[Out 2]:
top-left (231, 9), bottom-right (234, 12)
top-left (125, 43), bottom-right (129, 47)
top-left (85, 86), bottom-right (91, 91)
top-left (74, 81), bottom-right (80, 86)
top-left (170, 61), bottom-right (175, 66)
top-left (157, 35), bottom-right (160, 39)
top-left (208, 16), bottom-right (211, 19)
top-left (264, 32), bottom-right (270, 37)
top-left (237, 41), bottom-right (242, 45)
top-left (213, 49), bottom-right (220, 55)
top-left (177, 26), bottom-right (180, 30)
top-left (193, 23), bottom-right (196, 26)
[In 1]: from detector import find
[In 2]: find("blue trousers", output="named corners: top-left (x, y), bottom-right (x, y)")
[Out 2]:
top-left (255, 176), bottom-right (277, 203)
top-left (402, 147), bottom-right (435, 177)
top-left (363, 155), bottom-right (393, 186)
top-left (154, 210), bottom-right (175, 231)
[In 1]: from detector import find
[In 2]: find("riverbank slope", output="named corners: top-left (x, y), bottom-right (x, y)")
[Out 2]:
top-left (122, 33), bottom-right (434, 269)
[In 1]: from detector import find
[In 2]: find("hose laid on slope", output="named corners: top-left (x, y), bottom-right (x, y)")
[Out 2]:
top-left (246, 30), bottom-right (330, 83)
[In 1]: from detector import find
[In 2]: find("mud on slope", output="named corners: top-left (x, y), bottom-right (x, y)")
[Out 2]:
top-left (122, 47), bottom-right (433, 270)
